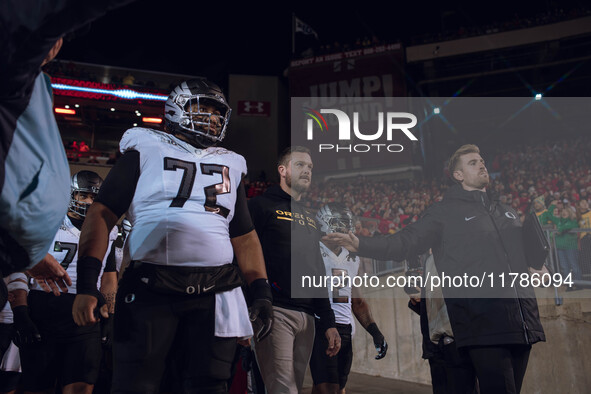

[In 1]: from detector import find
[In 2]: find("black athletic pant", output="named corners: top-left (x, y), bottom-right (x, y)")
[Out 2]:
top-left (467, 345), bottom-right (531, 394)
top-left (112, 266), bottom-right (237, 394)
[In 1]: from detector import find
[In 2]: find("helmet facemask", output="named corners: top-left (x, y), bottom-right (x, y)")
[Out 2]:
top-left (166, 83), bottom-right (231, 148)
top-left (69, 191), bottom-right (98, 218)
top-left (317, 205), bottom-right (355, 235)
top-left (326, 215), bottom-right (354, 234)
top-left (68, 171), bottom-right (102, 219)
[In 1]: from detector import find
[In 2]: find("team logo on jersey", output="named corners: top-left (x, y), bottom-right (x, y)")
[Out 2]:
top-left (275, 210), bottom-right (317, 229)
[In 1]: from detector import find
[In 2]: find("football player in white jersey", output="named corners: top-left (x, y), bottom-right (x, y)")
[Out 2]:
top-left (0, 273), bottom-right (28, 394)
top-left (12, 170), bottom-right (118, 394)
top-left (310, 204), bottom-right (388, 394)
top-left (72, 79), bottom-right (272, 394)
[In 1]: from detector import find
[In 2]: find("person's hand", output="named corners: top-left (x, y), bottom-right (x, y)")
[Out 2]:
top-left (249, 298), bottom-right (273, 342)
top-left (404, 267), bottom-right (423, 295)
top-left (12, 305), bottom-right (42, 348)
top-left (409, 296), bottom-right (421, 305)
top-left (322, 231), bottom-right (359, 253)
top-left (72, 294), bottom-right (106, 326)
top-left (249, 278), bottom-right (274, 342)
top-left (374, 338), bottom-right (388, 360)
top-left (100, 313), bottom-right (114, 349)
top-left (26, 253), bottom-right (72, 296)
top-left (325, 327), bottom-right (341, 357)
top-left (367, 322), bottom-right (388, 360)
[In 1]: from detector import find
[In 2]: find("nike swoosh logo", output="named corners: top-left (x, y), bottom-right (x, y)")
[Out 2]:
top-left (203, 285), bottom-right (215, 292)
top-left (465, 216), bottom-right (476, 221)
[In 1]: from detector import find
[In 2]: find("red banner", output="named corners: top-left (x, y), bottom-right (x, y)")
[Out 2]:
top-left (289, 44), bottom-right (406, 98)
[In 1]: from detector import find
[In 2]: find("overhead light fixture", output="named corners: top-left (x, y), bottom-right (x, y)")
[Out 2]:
top-left (55, 108), bottom-right (76, 115)
top-left (434, 107), bottom-right (440, 114)
top-left (64, 105), bottom-right (70, 109)
top-left (51, 82), bottom-right (168, 101)
top-left (143, 117), bottom-right (162, 124)
top-left (136, 112), bottom-right (141, 116)
top-left (133, 123), bottom-right (138, 127)
top-left (75, 104), bottom-right (80, 108)
top-left (110, 107), bottom-right (116, 111)
top-left (535, 93), bottom-right (542, 101)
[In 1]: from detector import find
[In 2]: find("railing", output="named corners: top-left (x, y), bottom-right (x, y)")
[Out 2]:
top-left (368, 227), bottom-right (591, 295)
top-left (544, 227), bottom-right (591, 286)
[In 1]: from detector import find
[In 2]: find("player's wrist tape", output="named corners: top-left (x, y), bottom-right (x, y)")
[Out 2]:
top-left (367, 323), bottom-right (384, 342)
top-left (6, 273), bottom-right (29, 293)
top-left (249, 278), bottom-right (272, 301)
top-left (76, 256), bottom-right (102, 295)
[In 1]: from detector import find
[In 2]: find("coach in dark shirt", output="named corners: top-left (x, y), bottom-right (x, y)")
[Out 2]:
top-left (248, 146), bottom-right (339, 394)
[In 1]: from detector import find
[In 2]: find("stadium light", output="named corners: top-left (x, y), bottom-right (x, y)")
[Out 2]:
top-left (51, 82), bottom-right (168, 101)
top-left (143, 117), bottom-right (162, 124)
top-left (55, 108), bottom-right (76, 115)
top-left (535, 93), bottom-right (542, 101)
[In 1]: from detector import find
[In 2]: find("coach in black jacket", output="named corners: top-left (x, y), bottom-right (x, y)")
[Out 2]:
top-left (326, 144), bottom-right (545, 394)
top-left (248, 146), bottom-right (339, 393)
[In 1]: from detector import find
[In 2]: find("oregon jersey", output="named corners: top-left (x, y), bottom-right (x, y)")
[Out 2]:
top-left (120, 127), bottom-right (247, 267)
top-left (319, 242), bottom-right (360, 327)
top-left (30, 216), bottom-right (117, 294)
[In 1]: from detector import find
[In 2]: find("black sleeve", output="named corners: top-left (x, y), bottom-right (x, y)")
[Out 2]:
top-left (313, 298), bottom-right (336, 333)
top-left (229, 180), bottom-right (255, 238)
top-left (104, 244), bottom-right (117, 272)
top-left (247, 197), bottom-right (265, 239)
top-left (95, 150), bottom-right (140, 218)
top-left (358, 208), bottom-right (440, 261)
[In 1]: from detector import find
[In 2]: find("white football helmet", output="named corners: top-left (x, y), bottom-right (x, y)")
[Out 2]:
top-left (316, 204), bottom-right (354, 235)
top-left (164, 79), bottom-right (231, 148)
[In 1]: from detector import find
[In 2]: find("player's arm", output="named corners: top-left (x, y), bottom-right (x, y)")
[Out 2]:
top-left (326, 209), bottom-right (440, 261)
top-left (352, 287), bottom-right (388, 360)
top-left (99, 269), bottom-right (118, 348)
top-left (100, 248), bottom-right (119, 315)
top-left (311, 295), bottom-right (340, 357)
top-left (230, 180), bottom-right (267, 283)
top-left (230, 180), bottom-right (272, 341)
top-left (7, 273), bottom-right (41, 347)
top-left (73, 150), bottom-right (139, 327)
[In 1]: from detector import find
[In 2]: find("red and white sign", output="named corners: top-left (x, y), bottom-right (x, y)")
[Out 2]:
top-left (237, 101), bottom-right (271, 117)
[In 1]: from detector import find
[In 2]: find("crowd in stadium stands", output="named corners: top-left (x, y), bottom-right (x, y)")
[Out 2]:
top-left (245, 137), bottom-right (591, 239)
top-left (411, 6), bottom-right (591, 45)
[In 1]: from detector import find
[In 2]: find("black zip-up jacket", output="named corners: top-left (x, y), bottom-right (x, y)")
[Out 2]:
top-left (248, 185), bottom-right (335, 332)
top-left (360, 184), bottom-right (545, 348)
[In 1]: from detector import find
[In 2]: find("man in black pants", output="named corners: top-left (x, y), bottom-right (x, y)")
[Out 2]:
top-left (327, 144), bottom-right (545, 394)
